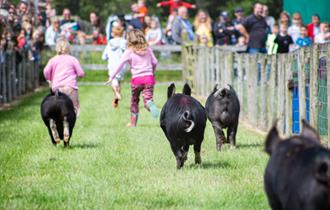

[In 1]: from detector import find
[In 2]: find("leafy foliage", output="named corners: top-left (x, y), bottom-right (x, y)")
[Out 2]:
top-left (53, 0), bottom-right (283, 25)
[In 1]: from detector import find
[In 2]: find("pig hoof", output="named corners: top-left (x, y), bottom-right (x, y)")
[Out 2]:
top-left (55, 138), bottom-right (61, 144)
top-left (216, 144), bottom-right (222, 151)
top-left (182, 152), bottom-right (188, 162)
top-left (195, 154), bottom-right (202, 164)
top-left (64, 134), bottom-right (69, 143)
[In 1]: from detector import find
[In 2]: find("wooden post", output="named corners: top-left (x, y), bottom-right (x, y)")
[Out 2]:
top-left (267, 55), bottom-right (277, 129)
top-left (285, 55), bottom-right (293, 136)
top-left (310, 45), bottom-right (319, 129)
top-left (2, 54), bottom-right (7, 103)
top-left (298, 48), bottom-right (306, 131)
top-left (259, 56), bottom-right (267, 130)
top-left (236, 54), bottom-right (243, 116)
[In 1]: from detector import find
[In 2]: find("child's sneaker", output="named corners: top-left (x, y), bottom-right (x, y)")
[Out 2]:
top-left (112, 98), bottom-right (119, 108)
top-left (147, 100), bottom-right (159, 119)
top-left (127, 112), bottom-right (138, 127)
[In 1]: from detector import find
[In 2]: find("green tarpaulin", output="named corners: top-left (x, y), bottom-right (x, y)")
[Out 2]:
top-left (284, 0), bottom-right (330, 24)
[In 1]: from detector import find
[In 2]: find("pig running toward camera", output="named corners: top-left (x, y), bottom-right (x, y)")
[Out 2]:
top-left (41, 90), bottom-right (76, 147)
top-left (264, 120), bottom-right (330, 210)
top-left (160, 83), bottom-right (207, 169)
top-left (205, 84), bottom-right (240, 151)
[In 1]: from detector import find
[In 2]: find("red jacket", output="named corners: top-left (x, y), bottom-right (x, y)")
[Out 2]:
top-left (158, 0), bottom-right (194, 14)
top-left (307, 23), bottom-right (319, 41)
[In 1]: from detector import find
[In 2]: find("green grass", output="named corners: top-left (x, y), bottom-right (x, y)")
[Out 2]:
top-left (79, 70), bottom-right (182, 83)
top-left (0, 83), bottom-right (270, 209)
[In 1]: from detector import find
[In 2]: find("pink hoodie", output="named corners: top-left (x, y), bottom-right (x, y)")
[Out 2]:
top-left (43, 54), bottom-right (85, 90)
top-left (109, 47), bottom-right (158, 83)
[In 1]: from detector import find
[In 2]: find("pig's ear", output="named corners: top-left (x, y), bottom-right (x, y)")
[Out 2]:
top-left (315, 159), bottom-right (330, 184)
top-left (265, 122), bottom-right (281, 155)
top-left (301, 119), bottom-right (320, 143)
top-left (167, 83), bottom-right (176, 99)
top-left (182, 83), bottom-right (191, 96)
top-left (213, 84), bottom-right (219, 92)
top-left (227, 84), bottom-right (233, 91)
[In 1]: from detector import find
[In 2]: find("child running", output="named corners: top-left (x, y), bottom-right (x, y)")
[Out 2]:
top-left (102, 26), bottom-right (127, 107)
top-left (43, 38), bottom-right (85, 116)
top-left (106, 29), bottom-right (159, 127)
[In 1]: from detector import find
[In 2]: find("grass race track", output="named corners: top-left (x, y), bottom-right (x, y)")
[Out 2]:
top-left (0, 83), bottom-right (270, 209)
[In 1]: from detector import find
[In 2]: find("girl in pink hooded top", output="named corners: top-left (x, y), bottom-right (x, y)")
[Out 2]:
top-left (106, 29), bottom-right (159, 127)
top-left (43, 38), bottom-right (85, 116)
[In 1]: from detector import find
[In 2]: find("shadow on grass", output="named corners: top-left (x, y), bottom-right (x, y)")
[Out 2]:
top-left (69, 143), bottom-right (99, 149)
top-left (187, 160), bottom-right (232, 169)
top-left (236, 143), bottom-right (262, 149)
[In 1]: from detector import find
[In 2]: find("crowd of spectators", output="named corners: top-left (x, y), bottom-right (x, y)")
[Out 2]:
top-left (1, 0), bottom-right (330, 59)
top-left (106, 0), bottom-right (329, 54)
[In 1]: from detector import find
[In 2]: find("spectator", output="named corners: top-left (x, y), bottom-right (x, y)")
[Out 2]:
top-left (194, 10), bottom-right (213, 47)
top-left (314, 22), bottom-right (330, 44)
top-left (236, 36), bottom-right (246, 47)
top-left (266, 24), bottom-right (278, 55)
top-left (165, 9), bottom-right (177, 44)
top-left (137, 0), bottom-right (148, 24)
top-left (213, 11), bottom-right (235, 46)
top-left (171, 6), bottom-right (194, 44)
top-left (288, 12), bottom-right (303, 43)
top-left (278, 11), bottom-right (290, 28)
top-left (128, 3), bottom-right (143, 30)
top-left (262, 5), bottom-right (275, 30)
top-left (45, 16), bottom-right (61, 46)
top-left (296, 25), bottom-right (312, 47)
top-left (231, 7), bottom-right (244, 44)
top-left (237, 3), bottom-right (268, 54)
top-left (17, 29), bottom-right (26, 49)
top-left (143, 15), bottom-right (152, 33)
top-left (31, 28), bottom-right (44, 61)
top-left (86, 12), bottom-right (106, 45)
top-left (146, 18), bottom-right (162, 46)
top-left (45, 2), bottom-right (56, 27)
top-left (232, 7), bottom-right (244, 26)
top-left (157, 0), bottom-right (196, 15)
top-left (275, 24), bottom-right (293, 53)
top-left (60, 8), bottom-right (84, 44)
top-left (307, 14), bottom-right (321, 41)
top-left (17, 0), bottom-right (28, 19)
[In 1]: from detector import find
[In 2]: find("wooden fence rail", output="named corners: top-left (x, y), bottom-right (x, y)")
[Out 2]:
top-left (44, 45), bottom-right (183, 71)
top-left (182, 43), bottom-right (330, 142)
top-left (0, 50), bottom-right (40, 106)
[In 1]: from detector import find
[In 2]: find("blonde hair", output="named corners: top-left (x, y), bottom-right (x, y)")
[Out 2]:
top-left (127, 29), bottom-right (148, 52)
top-left (193, 10), bottom-right (212, 32)
top-left (56, 38), bottom-right (71, 55)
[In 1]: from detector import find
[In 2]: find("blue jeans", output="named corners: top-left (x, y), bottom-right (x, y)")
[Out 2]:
top-left (248, 48), bottom-right (267, 54)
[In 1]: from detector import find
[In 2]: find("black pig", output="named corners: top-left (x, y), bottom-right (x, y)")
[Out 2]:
top-left (160, 83), bottom-right (207, 169)
top-left (264, 120), bottom-right (330, 210)
top-left (41, 90), bottom-right (76, 147)
top-left (205, 84), bottom-right (240, 151)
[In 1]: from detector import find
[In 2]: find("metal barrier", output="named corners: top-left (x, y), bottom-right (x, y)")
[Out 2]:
top-left (0, 50), bottom-right (40, 106)
top-left (182, 43), bottom-right (330, 142)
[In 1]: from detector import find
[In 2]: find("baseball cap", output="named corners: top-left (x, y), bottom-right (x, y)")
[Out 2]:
top-left (220, 11), bottom-right (229, 18)
top-left (234, 7), bottom-right (243, 13)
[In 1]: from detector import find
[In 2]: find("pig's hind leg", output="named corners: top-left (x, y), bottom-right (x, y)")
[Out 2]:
top-left (212, 123), bottom-right (225, 151)
top-left (63, 116), bottom-right (70, 146)
top-left (170, 142), bottom-right (186, 169)
top-left (227, 124), bottom-right (238, 149)
top-left (49, 119), bottom-right (60, 144)
top-left (193, 141), bottom-right (202, 164)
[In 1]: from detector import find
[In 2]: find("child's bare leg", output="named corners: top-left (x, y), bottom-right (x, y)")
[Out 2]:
top-left (112, 79), bottom-right (122, 100)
